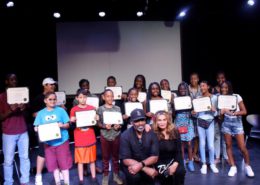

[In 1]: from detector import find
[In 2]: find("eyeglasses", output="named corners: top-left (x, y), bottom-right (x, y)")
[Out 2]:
top-left (48, 99), bottom-right (56, 101)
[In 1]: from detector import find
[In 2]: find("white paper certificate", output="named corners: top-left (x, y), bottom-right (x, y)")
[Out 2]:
top-left (173, 96), bottom-right (192, 111)
top-left (218, 95), bottom-right (237, 110)
top-left (7, 87), bottom-right (29, 104)
top-left (105, 86), bottom-right (122, 100)
top-left (103, 112), bottom-right (123, 124)
top-left (124, 102), bottom-right (143, 116)
top-left (55, 91), bottom-right (66, 105)
top-left (149, 99), bottom-right (168, 114)
top-left (137, 92), bottom-right (147, 102)
top-left (161, 90), bottom-right (172, 102)
top-left (38, 122), bottom-right (61, 142)
top-left (192, 97), bottom-right (212, 112)
top-left (86, 97), bottom-right (99, 109)
top-left (76, 110), bottom-right (97, 127)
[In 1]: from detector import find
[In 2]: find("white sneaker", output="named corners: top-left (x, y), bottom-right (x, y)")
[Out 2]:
top-left (35, 174), bottom-right (43, 185)
top-left (210, 164), bottom-right (219, 173)
top-left (245, 165), bottom-right (255, 177)
top-left (200, 164), bottom-right (207, 174)
top-left (228, 166), bottom-right (237, 177)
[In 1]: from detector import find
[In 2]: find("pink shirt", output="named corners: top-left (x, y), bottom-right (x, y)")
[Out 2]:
top-left (0, 92), bottom-right (27, 135)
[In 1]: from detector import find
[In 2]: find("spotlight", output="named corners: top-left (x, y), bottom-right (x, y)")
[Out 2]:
top-left (179, 11), bottom-right (186, 17)
top-left (53, 12), bottom-right (61, 18)
top-left (247, 0), bottom-right (255, 6)
top-left (6, 1), bottom-right (14, 8)
top-left (176, 7), bottom-right (190, 20)
top-left (98, 11), bottom-right (106, 17)
top-left (136, 11), bottom-right (144, 17)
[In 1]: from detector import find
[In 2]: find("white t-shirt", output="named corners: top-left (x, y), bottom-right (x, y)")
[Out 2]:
top-left (225, 94), bottom-right (242, 118)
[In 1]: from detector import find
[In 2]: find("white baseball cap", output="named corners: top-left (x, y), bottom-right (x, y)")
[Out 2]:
top-left (42, 77), bottom-right (57, 86)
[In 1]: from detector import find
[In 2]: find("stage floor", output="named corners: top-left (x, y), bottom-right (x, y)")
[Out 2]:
top-left (1, 137), bottom-right (259, 185)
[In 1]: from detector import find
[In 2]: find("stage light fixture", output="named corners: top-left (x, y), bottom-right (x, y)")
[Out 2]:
top-left (6, 1), bottom-right (14, 8)
top-left (98, 11), bottom-right (106, 17)
top-left (179, 11), bottom-right (186, 17)
top-left (53, 12), bottom-right (61, 18)
top-left (247, 0), bottom-right (255, 6)
top-left (136, 11), bottom-right (144, 17)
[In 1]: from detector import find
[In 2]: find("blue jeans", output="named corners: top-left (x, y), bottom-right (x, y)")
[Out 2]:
top-left (214, 122), bottom-right (228, 160)
top-left (198, 122), bottom-right (215, 165)
top-left (2, 132), bottom-right (30, 185)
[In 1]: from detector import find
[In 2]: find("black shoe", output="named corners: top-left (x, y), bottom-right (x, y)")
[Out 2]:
top-left (79, 180), bottom-right (84, 185)
top-left (91, 177), bottom-right (99, 185)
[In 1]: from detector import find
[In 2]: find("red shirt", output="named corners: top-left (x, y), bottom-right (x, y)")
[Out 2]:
top-left (0, 92), bottom-right (27, 135)
top-left (70, 105), bottom-right (96, 147)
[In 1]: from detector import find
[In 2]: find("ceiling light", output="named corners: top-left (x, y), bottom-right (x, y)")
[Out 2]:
top-left (53, 12), bottom-right (61, 18)
top-left (6, 1), bottom-right (14, 8)
top-left (98, 11), bottom-right (106, 17)
top-left (179, 11), bottom-right (186, 17)
top-left (136, 11), bottom-right (144, 17)
top-left (247, 0), bottom-right (255, 6)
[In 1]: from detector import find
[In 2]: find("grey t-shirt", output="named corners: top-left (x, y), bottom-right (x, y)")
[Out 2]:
top-left (97, 105), bottom-right (121, 141)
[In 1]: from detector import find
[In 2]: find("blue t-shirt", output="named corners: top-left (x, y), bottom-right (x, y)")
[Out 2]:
top-left (34, 106), bottom-right (70, 146)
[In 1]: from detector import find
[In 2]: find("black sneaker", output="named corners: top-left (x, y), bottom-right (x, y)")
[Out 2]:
top-left (91, 177), bottom-right (100, 185)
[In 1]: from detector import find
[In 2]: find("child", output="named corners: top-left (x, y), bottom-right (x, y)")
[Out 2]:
top-left (188, 72), bottom-right (201, 163)
top-left (0, 73), bottom-right (30, 185)
top-left (70, 89), bottom-right (99, 185)
top-left (174, 82), bottom-right (195, 172)
top-left (160, 79), bottom-right (176, 121)
top-left (133, 74), bottom-right (147, 93)
top-left (97, 89), bottom-right (123, 185)
top-left (212, 71), bottom-right (228, 164)
top-left (144, 82), bottom-right (164, 124)
top-left (34, 92), bottom-right (72, 185)
top-left (192, 81), bottom-right (219, 175)
top-left (122, 88), bottom-right (143, 130)
top-left (219, 81), bottom-right (254, 177)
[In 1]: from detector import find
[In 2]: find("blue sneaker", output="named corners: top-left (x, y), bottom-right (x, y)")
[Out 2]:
top-left (188, 161), bottom-right (195, 172)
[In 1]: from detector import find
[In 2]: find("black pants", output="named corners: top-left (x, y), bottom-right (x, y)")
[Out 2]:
top-left (122, 165), bottom-right (155, 185)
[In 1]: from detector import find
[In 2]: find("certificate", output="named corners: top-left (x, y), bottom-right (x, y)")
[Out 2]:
top-left (105, 86), bottom-right (122, 100)
top-left (173, 96), bottom-right (192, 111)
top-left (124, 102), bottom-right (143, 116)
top-left (161, 90), bottom-right (172, 102)
top-left (103, 112), bottom-right (123, 124)
top-left (7, 87), bottom-right (29, 104)
top-left (55, 91), bottom-right (66, 105)
top-left (76, 110), bottom-right (97, 127)
top-left (149, 99), bottom-right (168, 114)
top-left (218, 95), bottom-right (237, 110)
top-left (192, 97), bottom-right (212, 112)
top-left (86, 97), bottom-right (99, 109)
top-left (38, 122), bottom-right (61, 142)
top-left (137, 92), bottom-right (147, 102)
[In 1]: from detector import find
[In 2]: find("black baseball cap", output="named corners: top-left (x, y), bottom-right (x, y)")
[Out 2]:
top-left (130, 108), bottom-right (146, 122)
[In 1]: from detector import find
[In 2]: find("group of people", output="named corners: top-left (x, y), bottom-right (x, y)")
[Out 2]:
top-left (0, 71), bottom-right (255, 185)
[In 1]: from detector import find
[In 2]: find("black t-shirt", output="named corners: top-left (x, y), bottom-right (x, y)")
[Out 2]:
top-left (157, 138), bottom-right (183, 167)
top-left (120, 127), bottom-right (159, 163)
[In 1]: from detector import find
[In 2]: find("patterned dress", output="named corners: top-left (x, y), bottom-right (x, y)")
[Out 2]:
top-left (175, 110), bottom-right (194, 141)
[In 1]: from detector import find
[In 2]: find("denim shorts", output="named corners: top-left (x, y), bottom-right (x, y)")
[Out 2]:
top-left (222, 117), bottom-right (244, 135)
